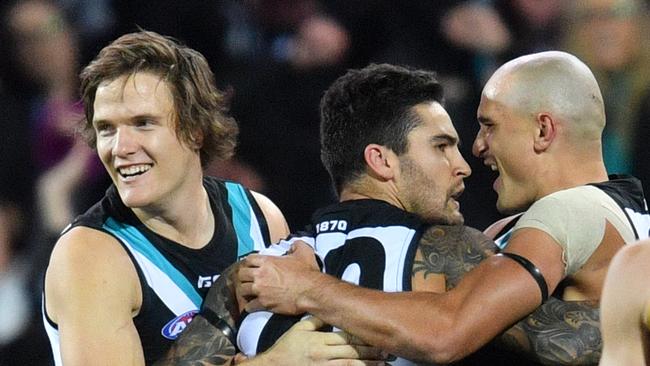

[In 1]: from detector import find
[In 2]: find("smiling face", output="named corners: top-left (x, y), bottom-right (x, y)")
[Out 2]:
top-left (473, 88), bottom-right (539, 214)
top-left (93, 72), bottom-right (203, 209)
top-left (396, 102), bottom-right (471, 224)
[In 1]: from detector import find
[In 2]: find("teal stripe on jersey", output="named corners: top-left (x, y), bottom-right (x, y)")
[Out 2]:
top-left (495, 229), bottom-right (512, 250)
top-left (225, 182), bottom-right (254, 258)
top-left (103, 217), bottom-right (202, 307)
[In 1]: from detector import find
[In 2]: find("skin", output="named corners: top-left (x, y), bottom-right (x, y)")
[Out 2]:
top-left (43, 72), bottom-right (288, 366)
top-left (158, 100), bottom-right (471, 365)
top-left (339, 101), bottom-right (470, 225)
top-left (599, 239), bottom-right (650, 366)
top-left (238, 52), bottom-right (625, 364)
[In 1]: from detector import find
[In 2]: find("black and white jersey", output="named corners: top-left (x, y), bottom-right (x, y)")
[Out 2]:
top-left (237, 199), bottom-right (424, 365)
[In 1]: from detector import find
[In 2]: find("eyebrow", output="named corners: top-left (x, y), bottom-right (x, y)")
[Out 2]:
top-left (477, 115), bottom-right (492, 124)
top-left (431, 134), bottom-right (460, 147)
top-left (93, 114), bottom-right (159, 126)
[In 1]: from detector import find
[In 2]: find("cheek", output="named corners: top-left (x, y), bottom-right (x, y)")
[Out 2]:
top-left (95, 139), bottom-right (112, 165)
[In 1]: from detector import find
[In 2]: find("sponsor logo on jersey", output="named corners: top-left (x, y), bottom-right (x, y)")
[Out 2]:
top-left (161, 310), bottom-right (198, 340)
top-left (197, 274), bottom-right (220, 288)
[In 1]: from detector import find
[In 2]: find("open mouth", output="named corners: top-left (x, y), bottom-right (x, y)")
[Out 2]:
top-left (118, 164), bottom-right (152, 178)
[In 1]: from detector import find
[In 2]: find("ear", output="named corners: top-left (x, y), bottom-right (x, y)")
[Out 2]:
top-left (363, 144), bottom-right (396, 180)
top-left (189, 129), bottom-right (204, 150)
top-left (533, 113), bottom-right (556, 153)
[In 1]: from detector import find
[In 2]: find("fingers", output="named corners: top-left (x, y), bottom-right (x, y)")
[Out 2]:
top-left (338, 358), bottom-right (390, 365)
top-left (320, 344), bottom-right (386, 361)
top-left (292, 316), bottom-right (326, 331)
top-left (237, 279), bottom-right (255, 298)
top-left (243, 298), bottom-right (265, 313)
top-left (240, 254), bottom-right (265, 269)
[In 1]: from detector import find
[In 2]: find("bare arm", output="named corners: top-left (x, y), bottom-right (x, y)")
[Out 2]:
top-left (599, 241), bottom-right (650, 366)
top-left (239, 227), bottom-right (566, 363)
top-left (498, 298), bottom-right (600, 365)
top-left (413, 224), bottom-right (498, 291)
top-left (44, 227), bottom-right (145, 365)
top-left (251, 191), bottom-right (290, 241)
top-left (155, 264), bottom-right (240, 365)
top-left (417, 225), bottom-right (601, 365)
top-left (158, 255), bottom-right (386, 365)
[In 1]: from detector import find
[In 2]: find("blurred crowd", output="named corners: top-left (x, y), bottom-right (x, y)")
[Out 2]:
top-left (0, 0), bottom-right (648, 364)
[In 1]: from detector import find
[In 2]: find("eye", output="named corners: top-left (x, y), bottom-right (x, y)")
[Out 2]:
top-left (436, 143), bottom-right (448, 152)
top-left (94, 122), bottom-right (115, 136)
top-left (135, 118), bottom-right (153, 128)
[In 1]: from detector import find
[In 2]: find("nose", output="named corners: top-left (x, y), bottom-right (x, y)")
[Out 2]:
top-left (454, 149), bottom-right (472, 178)
top-left (112, 127), bottom-right (138, 157)
top-left (472, 128), bottom-right (487, 158)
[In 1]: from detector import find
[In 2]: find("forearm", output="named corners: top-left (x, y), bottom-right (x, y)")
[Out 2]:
top-left (497, 297), bottom-right (601, 365)
top-left (300, 256), bottom-right (543, 363)
top-left (298, 274), bottom-right (446, 362)
top-left (156, 265), bottom-right (241, 365)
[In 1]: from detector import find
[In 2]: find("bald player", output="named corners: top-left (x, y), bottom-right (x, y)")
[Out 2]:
top-left (599, 238), bottom-right (650, 365)
top-left (239, 51), bottom-right (650, 364)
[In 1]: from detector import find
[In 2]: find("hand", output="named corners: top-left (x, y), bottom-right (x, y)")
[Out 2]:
top-left (441, 2), bottom-right (511, 54)
top-left (255, 316), bottom-right (388, 366)
top-left (237, 241), bottom-right (322, 314)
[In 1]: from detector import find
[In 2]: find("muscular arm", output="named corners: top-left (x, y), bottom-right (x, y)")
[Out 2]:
top-left (44, 227), bottom-right (145, 365)
top-left (413, 224), bottom-right (498, 291)
top-left (158, 257), bottom-right (385, 365)
top-left (416, 225), bottom-right (601, 365)
top-left (240, 226), bottom-right (567, 363)
top-left (498, 297), bottom-right (600, 365)
top-left (155, 264), bottom-right (240, 365)
top-left (599, 241), bottom-right (650, 366)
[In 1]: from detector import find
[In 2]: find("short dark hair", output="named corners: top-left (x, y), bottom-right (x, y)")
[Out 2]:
top-left (79, 30), bottom-right (237, 167)
top-left (320, 63), bottom-right (444, 193)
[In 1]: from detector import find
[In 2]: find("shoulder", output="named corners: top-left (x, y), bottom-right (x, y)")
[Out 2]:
top-left (483, 214), bottom-right (522, 240)
top-left (250, 190), bottom-right (289, 242)
top-left (45, 226), bottom-right (140, 323)
top-left (518, 186), bottom-right (612, 229)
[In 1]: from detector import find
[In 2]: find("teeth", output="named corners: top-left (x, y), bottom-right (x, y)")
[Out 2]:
top-left (119, 164), bottom-right (151, 177)
top-left (490, 164), bottom-right (498, 171)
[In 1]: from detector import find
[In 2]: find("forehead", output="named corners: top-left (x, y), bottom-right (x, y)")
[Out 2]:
top-left (477, 73), bottom-right (517, 122)
top-left (93, 72), bottom-right (173, 122)
top-left (410, 102), bottom-right (458, 138)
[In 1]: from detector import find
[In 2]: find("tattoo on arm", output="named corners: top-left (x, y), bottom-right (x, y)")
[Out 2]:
top-left (155, 264), bottom-right (240, 365)
top-left (413, 224), bottom-right (498, 290)
top-left (412, 225), bottom-right (601, 365)
top-left (498, 297), bottom-right (601, 365)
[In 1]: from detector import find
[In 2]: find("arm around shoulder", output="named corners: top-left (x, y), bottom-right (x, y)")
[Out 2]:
top-left (44, 226), bottom-right (145, 366)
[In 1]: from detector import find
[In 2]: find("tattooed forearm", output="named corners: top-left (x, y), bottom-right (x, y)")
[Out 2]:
top-left (498, 297), bottom-right (601, 365)
top-left (156, 316), bottom-right (237, 365)
top-left (155, 264), bottom-right (241, 366)
top-left (413, 224), bottom-right (498, 290)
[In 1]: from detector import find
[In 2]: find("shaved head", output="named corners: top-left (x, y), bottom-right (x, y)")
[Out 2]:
top-left (484, 51), bottom-right (605, 142)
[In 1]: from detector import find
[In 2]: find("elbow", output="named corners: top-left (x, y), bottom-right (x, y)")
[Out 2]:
top-left (424, 337), bottom-right (467, 364)
top-left (391, 319), bottom-right (467, 364)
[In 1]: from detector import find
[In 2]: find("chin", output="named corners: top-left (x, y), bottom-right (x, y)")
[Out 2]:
top-left (119, 192), bottom-right (152, 209)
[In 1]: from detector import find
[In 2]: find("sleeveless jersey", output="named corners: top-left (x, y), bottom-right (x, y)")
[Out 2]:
top-left (43, 177), bottom-right (271, 365)
top-left (237, 199), bottom-right (424, 366)
top-left (494, 175), bottom-right (650, 252)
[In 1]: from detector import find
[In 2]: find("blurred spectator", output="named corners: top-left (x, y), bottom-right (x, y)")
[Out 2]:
top-left (225, 2), bottom-right (348, 229)
top-left (6, 0), bottom-right (109, 237)
top-left (0, 199), bottom-right (51, 365)
top-left (563, 0), bottom-right (650, 193)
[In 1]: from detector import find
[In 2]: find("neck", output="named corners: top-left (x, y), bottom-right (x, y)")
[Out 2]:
top-left (538, 156), bottom-right (609, 198)
top-left (339, 182), bottom-right (404, 209)
top-left (133, 174), bottom-right (214, 249)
